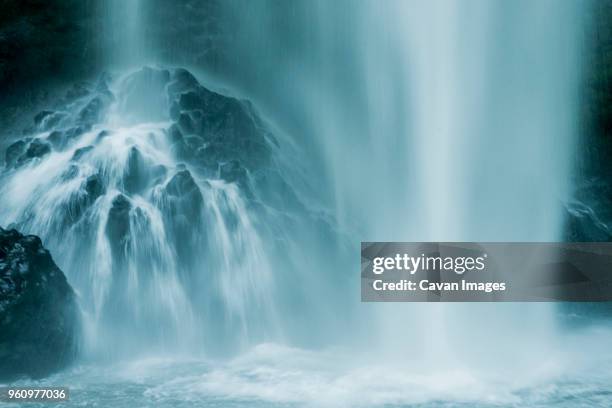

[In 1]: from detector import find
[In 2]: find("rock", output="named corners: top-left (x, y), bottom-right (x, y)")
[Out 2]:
top-left (184, 135), bottom-right (205, 151)
top-left (122, 146), bottom-right (147, 194)
top-left (33, 110), bottom-right (54, 126)
top-left (167, 123), bottom-right (183, 144)
top-left (17, 139), bottom-right (51, 165)
top-left (84, 174), bottom-right (105, 199)
top-left (47, 126), bottom-right (90, 151)
top-left (161, 169), bottom-right (204, 227)
top-left (159, 169), bottom-right (204, 263)
top-left (46, 130), bottom-right (63, 149)
top-left (219, 159), bottom-right (248, 184)
top-left (564, 201), bottom-right (612, 242)
top-left (106, 194), bottom-right (132, 251)
top-left (95, 130), bottom-right (112, 143)
top-left (167, 68), bottom-right (199, 95)
top-left (164, 68), bottom-right (272, 172)
top-left (71, 145), bottom-right (94, 161)
top-left (35, 111), bottom-right (67, 131)
top-left (178, 112), bottom-right (194, 134)
top-left (0, 228), bottom-right (79, 381)
top-left (65, 82), bottom-right (90, 101)
top-left (4, 139), bottom-right (29, 167)
top-left (60, 173), bottom-right (105, 226)
top-left (78, 97), bottom-right (105, 125)
top-left (194, 139), bottom-right (231, 170)
top-left (64, 126), bottom-right (91, 149)
top-left (179, 91), bottom-right (204, 110)
top-left (60, 164), bottom-right (80, 181)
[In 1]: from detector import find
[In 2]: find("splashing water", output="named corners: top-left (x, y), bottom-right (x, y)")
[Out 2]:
top-left (0, 69), bottom-right (290, 359)
top-left (2, 1), bottom-right (612, 407)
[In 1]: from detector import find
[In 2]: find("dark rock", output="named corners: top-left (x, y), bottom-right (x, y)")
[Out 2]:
top-left (122, 146), bottom-right (147, 194)
top-left (167, 123), bottom-right (183, 144)
top-left (219, 160), bottom-right (248, 184)
top-left (178, 112), bottom-right (194, 134)
top-left (106, 195), bottom-right (132, 251)
top-left (167, 124), bottom-right (190, 159)
top-left (71, 145), bottom-right (94, 161)
top-left (17, 139), bottom-right (51, 165)
top-left (36, 111), bottom-right (67, 131)
top-left (95, 130), bottom-right (112, 143)
top-left (63, 125), bottom-right (91, 148)
top-left (61, 173), bottom-right (105, 225)
top-left (48, 126), bottom-right (90, 151)
top-left (46, 130), bottom-right (63, 149)
top-left (0, 228), bottom-right (79, 381)
top-left (564, 201), bottom-right (612, 242)
top-left (65, 82), bottom-right (90, 101)
top-left (78, 97), bottom-right (105, 125)
top-left (163, 169), bottom-right (204, 220)
top-left (159, 170), bottom-right (205, 263)
top-left (33, 110), bottom-right (54, 126)
top-left (84, 174), bottom-right (105, 199)
top-left (60, 164), bottom-right (80, 181)
top-left (5, 139), bottom-right (29, 167)
top-left (167, 69), bottom-right (199, 95)
top-left (179, 91), bottom-right (204, 110)
top-left (184, 135), bottom-right (205, 150)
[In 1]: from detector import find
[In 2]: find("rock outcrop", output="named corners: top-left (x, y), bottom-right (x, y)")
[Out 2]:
top-left (0, 227), bottom-right (79, 381)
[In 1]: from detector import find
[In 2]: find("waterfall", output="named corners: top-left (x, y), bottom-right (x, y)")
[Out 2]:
top-left (3, 1), bottom-right (604, 405)
top-left (103, 0), bottom-right (147, 69)
top-left (1, 0), bottom-right (585, 357)
top-left (215, 0), bottom-right (585, 369)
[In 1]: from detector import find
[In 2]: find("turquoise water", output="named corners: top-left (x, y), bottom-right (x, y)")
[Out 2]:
top-left (5, 321), bottom-right (612, 408)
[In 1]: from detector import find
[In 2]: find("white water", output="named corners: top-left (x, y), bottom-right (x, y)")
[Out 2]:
top-left (0, 71), bottom-right (284, 358)
top-left (3, 1), bottom-right (611, 407)
top-left (218, 0), bottom-right (585, 371)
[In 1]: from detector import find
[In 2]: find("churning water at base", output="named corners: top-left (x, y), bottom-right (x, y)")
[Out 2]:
top-left (6, 323), bottom-right (612, 407)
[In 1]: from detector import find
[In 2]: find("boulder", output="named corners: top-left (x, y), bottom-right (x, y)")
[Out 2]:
top-left (78, 96), bottom-right (105, 125)
top-left (219, 159), bottom-right (248, 184)
top-left (16, 139), bottom-right (51, 165)
top-left (33, 110), bottom-right (54, 126)
top-left (106, 194), bottom-right (132, 250)
top-left (71, 145), bottom-right (94, 161)
top-left (122, 146), bottom-right (147, 194)
top-left (163, 169), bottom-right (204, 219)
top-left (4, 139), bottom-right (29, 167)
top-left (0, 228), bottom-right (79, 380)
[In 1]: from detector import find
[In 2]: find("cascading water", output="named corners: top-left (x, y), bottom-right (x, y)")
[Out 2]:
top-left (217, 0), bottom-right (585, 368)
top-left (3, 1), bottom-right (612, 407)
top-left (0, 68), bottom-right (287, 357)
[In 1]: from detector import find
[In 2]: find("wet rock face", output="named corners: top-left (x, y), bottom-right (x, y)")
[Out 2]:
top-left (5, 139), bottom-right (52, 168)
top-left (564, 201), bottom-right (612, 242)
top-left (0, 228), bottom-right (79, 381)
top-left (106, 194), bottom-right (132, 252)
top-left (162, 169), bottom-right (204, 221)
top-left (165, 68), bottom-right (273, 174)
